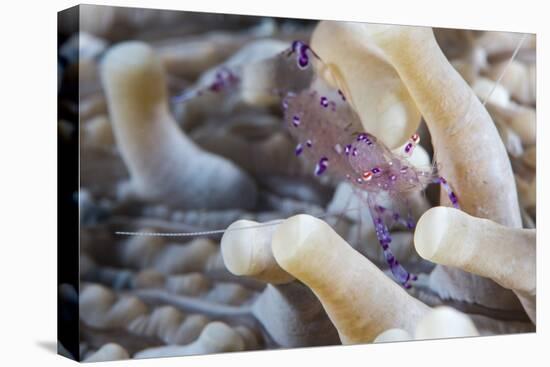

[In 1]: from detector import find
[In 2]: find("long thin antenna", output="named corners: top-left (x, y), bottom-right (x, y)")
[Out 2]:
top-left (115, 221), bottom-right (282, 237)
top-left (115, 207), bottom-right (361, 237)
top-left (434, 33), bottom-right (527, 168)
top-left (481, 33), bottom-right (527, 106)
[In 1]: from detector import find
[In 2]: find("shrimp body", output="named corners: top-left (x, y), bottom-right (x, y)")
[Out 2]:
top-left (283, 88), bottom-right (432, 196)
top-left (280, 42), bottom-right (458, 287)
top-left (283, 90), bottom-right (429, 287)
top-left (171, 40), bottom-right (459, 288)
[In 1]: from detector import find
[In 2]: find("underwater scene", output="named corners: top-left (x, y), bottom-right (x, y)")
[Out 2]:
top-left (57, 4), bottom-right (536, 362)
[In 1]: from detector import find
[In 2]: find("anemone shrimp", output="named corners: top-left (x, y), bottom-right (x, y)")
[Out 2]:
top-left (274, 41), bottom-right (460, 288)
top-left (116, 36), bottom-right (527, 289)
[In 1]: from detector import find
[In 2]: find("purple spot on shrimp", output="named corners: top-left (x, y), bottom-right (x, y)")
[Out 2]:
top-left (292, 115), bottom-right (301, 127)
top-left (291, 40), bottom-right (308, 55)
top-left (437, 176), bottom-right (460, 208)
top-left (372, 167), bottom-right (381, 175)
top-left (404, 143), bottom-right (413, 153)
top-left (357, 133), bottom-right (373, 145)
top-left (208, 68), bottom-right (238, 92)
top-left (298, 54), bottom-right (309, 69)
top-left (344, 144), bottom-right (352, 155)
top-left (352, 147), bottom-right (358, 156)
top-left (320, 96), bottom-right (329, 108)
top-left (315, 157), bottom-right (329, 176)
top-left (290, 41), bottom-right (312, 69)
top-left (295, 143), bottom-right (303, 156)
top-left (450, 192), bottom-right (459, 205)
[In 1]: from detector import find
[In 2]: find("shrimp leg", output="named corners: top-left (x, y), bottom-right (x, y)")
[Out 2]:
top-left (435, 176), bottom-right (460, 209)
top-left (367, 194), bottom-right (417, 288)
top-left (372, 204), bottom-right (416, 230)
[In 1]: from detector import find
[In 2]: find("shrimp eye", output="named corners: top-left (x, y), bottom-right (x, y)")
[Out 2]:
top-left (362, 171), bottom-right (373, 181)
top-left (411, 133), bottom-right (420, 144)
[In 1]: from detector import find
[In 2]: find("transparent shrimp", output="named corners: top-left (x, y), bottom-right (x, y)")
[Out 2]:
top-left (276, 41), bottom-right (460, 287)
top-left (119, 40), bottom-right (463, 288)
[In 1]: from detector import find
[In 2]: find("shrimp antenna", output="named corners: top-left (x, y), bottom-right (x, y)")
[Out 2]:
top-left (115, 206), bottom-right (362, 237)
top-left (432, 33), bottom-right (527, 166)
top-left (481, 33), bottom-right (527, 106)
